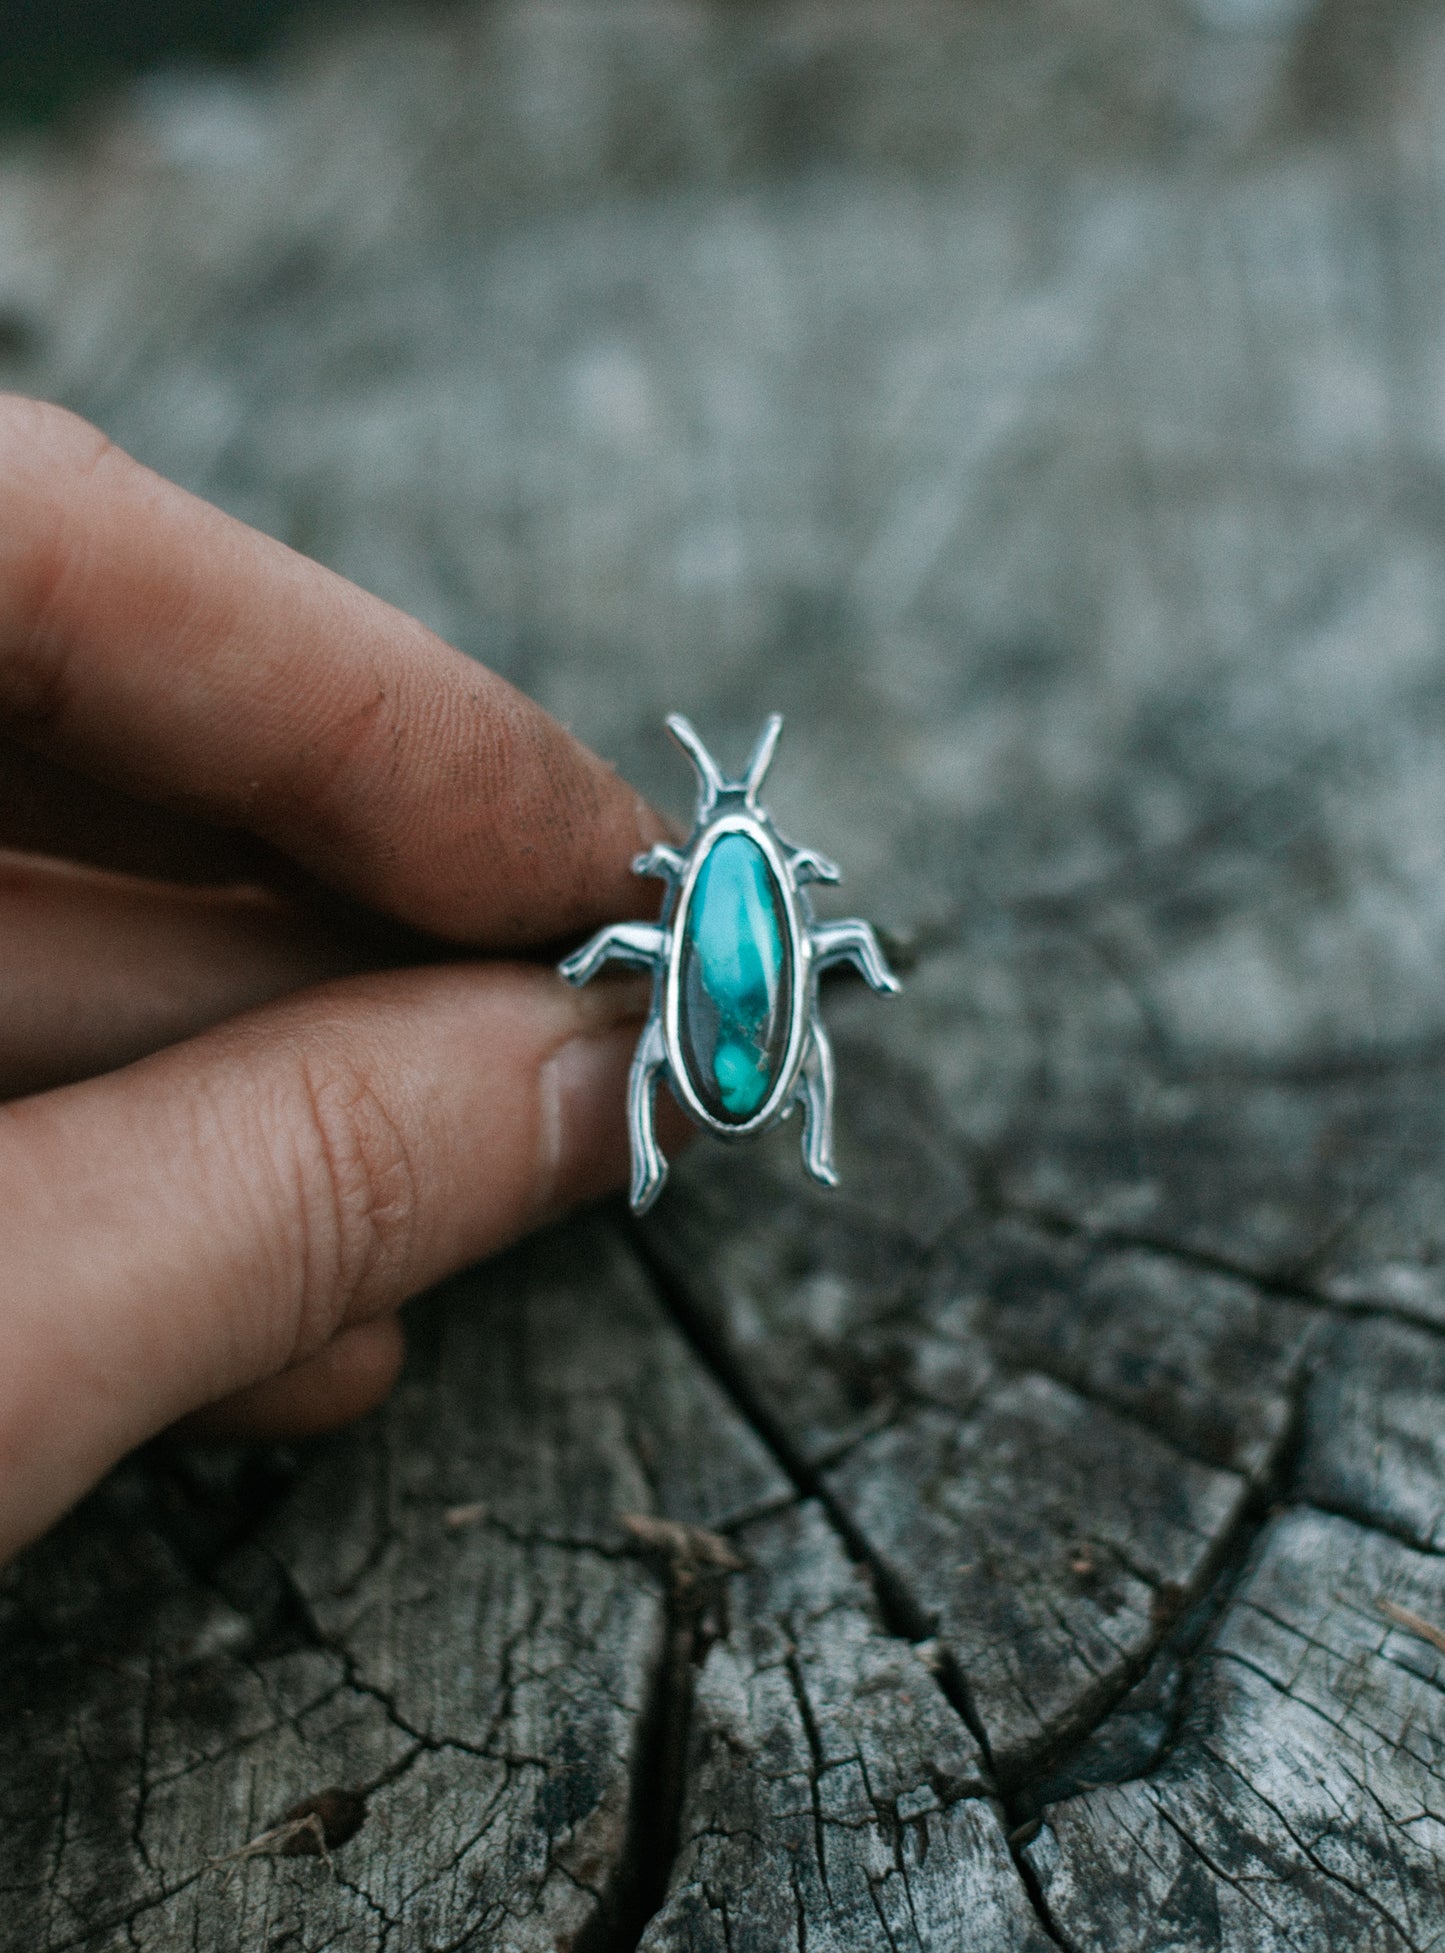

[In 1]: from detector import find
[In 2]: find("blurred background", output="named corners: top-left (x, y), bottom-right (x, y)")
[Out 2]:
top-left (0, 0), bottom-right (334, 126)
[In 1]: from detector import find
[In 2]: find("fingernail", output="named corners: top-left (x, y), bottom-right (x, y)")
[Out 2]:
top-left (537, 1024), bottom-right (636, 1218)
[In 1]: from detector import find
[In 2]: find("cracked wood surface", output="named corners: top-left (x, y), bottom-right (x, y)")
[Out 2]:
top-left (5, 0), bottom-right (1445, 1945)
top-left (637, 1500), bottom-right (1052, 1953)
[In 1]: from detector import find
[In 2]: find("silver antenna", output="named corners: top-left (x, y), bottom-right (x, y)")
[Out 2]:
top-left (742, 713), bottom-right (783, 804)
top-left (666, 714), bottom-right (726, 820)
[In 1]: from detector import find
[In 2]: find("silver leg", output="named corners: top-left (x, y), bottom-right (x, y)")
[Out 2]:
top-left (631, 843), bottom-right (686, 881)
top-left (797, 1021), bottom-right (839, 1189)
top-left (628, 1015), bottom-right (670, 1213)
top-left (809, 919), bottom-right (901, 996)
top-left (559, 922), bottom-right (666, 987)
top-left (788, 846), bottom-right (841, 886)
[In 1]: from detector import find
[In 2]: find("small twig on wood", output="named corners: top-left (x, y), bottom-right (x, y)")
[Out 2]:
top-left (443, 1501), bottom-right (490, 1532)
top-left (1377, 1597), bottom-right (1445, 1657)
top-left (620, 1513), bottom-right (747, 1663)
top-left (619, 1513), bottom-right (747, 1575)
top-left (216, 1812), bottom-right (333, 1884)
top-left (913, 1638), bottom-right (945, 1674)
top-left (210, 1787), bottom-right (369, 1883)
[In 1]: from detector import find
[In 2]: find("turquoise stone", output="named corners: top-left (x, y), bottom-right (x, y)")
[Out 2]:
top-left (679, 831), bottom-right (792, 1123)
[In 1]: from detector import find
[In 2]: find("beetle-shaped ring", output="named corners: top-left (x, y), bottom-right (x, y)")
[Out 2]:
top-left (559, 713), bottom-right (900, 1212)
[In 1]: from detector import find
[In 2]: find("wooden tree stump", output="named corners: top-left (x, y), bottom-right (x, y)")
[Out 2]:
top-left (4, 1), bottom-right (1445, 1944)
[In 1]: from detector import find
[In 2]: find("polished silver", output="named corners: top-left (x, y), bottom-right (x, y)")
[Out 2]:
top-left (559, 714), bottom-right (900, 1212)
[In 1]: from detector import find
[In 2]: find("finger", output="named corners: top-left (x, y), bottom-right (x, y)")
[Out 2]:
top-left (0, 396), bottom-right (666, 946)
top-left (0, 962), bottom-right (654, 1559)
top-left (172, 1317), bottom-right (406, 1443)
top-left (0, 850), bottom-right (373, 1096)
top-left (0, 743), bottom-right (454, 962)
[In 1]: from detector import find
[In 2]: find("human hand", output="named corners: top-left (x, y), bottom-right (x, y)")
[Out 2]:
top-left (0, 396), bottom-right (673, 1562)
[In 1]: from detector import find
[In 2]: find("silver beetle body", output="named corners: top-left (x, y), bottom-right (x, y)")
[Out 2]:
top-left (559, 714), bottom-right (900, 1213)
top-left (661, 804), bottom-right (809, 1136)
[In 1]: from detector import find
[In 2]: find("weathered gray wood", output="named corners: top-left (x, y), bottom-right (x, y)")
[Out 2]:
top-left (1026, 1510), bottom-right (1445, 1950)
top-left (643, 1095), bottom-right (1315, 1779)
top-left (0, 1221), bottom-right (776, 1950)
top-left (639, 1500), bottom-right (1051, 1953)
top-left (1298, 1316), bottom-right (1445, 1553)
top-left (5, 0), bottom-right (1445, 1945)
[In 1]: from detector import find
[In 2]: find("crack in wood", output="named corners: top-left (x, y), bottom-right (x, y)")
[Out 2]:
top-left (625, 1219), bottom-right (1073, 1947)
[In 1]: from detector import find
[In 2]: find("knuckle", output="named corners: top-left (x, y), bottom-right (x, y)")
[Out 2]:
top-left (289, 1044), bottom-right (421, 1337)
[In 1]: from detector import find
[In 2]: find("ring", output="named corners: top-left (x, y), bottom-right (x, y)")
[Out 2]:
top-left (559, 713), bottom-right (900, 1212)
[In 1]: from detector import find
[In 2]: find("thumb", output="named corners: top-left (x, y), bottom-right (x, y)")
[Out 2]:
top-left (0, 962), bottom-right (650, 1560)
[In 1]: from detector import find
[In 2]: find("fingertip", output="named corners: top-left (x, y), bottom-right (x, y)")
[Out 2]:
top-left (535, 1009), bottom-right (697, 1224)
top-left (2, 959), bottom-right (690, 1554)
top-left (536, 1022), bottom-right (639, 1221)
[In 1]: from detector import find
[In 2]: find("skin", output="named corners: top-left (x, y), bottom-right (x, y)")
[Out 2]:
top-left (0, 393), bottom-right (683, 1564)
